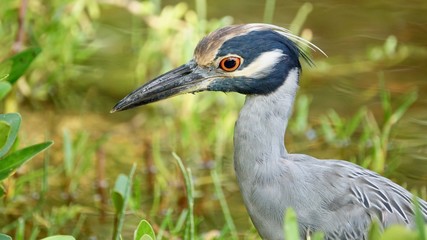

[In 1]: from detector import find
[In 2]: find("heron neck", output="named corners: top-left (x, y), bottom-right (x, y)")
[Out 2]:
top-left (233, 68), bottom-right (300, 179)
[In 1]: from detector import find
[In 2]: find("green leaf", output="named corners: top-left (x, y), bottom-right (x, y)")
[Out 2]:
top-left (134, 220), bottom-right (156, 240)
top-left (0, 184), bottom-right (5, 198)
top-left (111, 174), bottom-right (130, 212)
top-left (0, 81), bottom-right (12, 100)
top-left (345, 108), bottom-right (366, 137)
top-left (0, 123), bottom-right (9, 152)
top-left (368, 220), bottom-right (382, 240)
top-left (311, 231), bottom-right (325, 240)
top-left (62, 129), bottom-right (74, 176)
top-left (0, 233), bottom-right (12, 240)
top-left (413, 197), bottom-right (426, 240)
top-left (284, 208), bottom-right (299, 240)
top-left (0, 59), bottom-right (11, 82)
top-left (389, 91), bottom-right (417, 126)
top-left (139, 235), bottom-right (153, 240)
top-left (380, 225), bottom-right (418, 240)
top-left (40, 236), bottom-right (76, 240)
top-left (112, 164), bottom-right (137, 240)
top-left (0, 113), bottom-right (21, 158)
top-left (379, 77), bottom-right (392, 122)
top-left (0, 141), bottom-right (53, 181)
top-left (2, 47), bottom-right (41, 84)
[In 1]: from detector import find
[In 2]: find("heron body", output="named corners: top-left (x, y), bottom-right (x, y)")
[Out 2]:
top-left (112, 23), bottom-right (427, 239)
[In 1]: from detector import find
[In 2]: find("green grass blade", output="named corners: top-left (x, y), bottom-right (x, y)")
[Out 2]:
top-left (345, 107), bottom-right (366, 137)
top-left (172, 209), bottom-right (188, 234)
top-left (263, 0), bottom-right (276, 23)
top-left (172, 152), bottom-right (195, 240)
top-left (284, 208), bottom-right (299, 240)
top-left (379, 77), bottom-right (392, 122)
top-left (0, 141), bottom-right (53, 181)
top-left (211, 170), bottom-right (238, 239)
top-left (388, 91), bottom-right (417, 126)
top-left (290, 95), bottom-right (311, 134)
top-left (15, 218), bottom-right (24, 240)
top-left (62, 129), bottom-right (73, 177)
top-left (289, 2), bottom-right (313, 35)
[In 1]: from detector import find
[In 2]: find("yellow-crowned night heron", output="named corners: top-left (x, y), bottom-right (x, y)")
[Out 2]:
top-left (112, 23), bottom-right (427, 240)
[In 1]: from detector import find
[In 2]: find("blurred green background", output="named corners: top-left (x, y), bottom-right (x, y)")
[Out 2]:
top-left (1, 0), bottom-right (427, 239)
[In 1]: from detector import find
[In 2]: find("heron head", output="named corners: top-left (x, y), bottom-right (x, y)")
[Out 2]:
top-left (111, 23), bottom-right (321, 112)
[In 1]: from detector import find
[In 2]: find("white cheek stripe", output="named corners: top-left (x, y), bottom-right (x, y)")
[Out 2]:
top-left (231, 49), bottom-right (285, 78)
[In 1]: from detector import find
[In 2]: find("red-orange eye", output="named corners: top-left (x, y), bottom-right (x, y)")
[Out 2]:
top-left (219, 56), bottom-right (241, 72)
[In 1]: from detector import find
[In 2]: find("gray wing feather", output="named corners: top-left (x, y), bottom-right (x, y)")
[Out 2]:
top-left (346, 164), bottom-right (427, 226)
top-left (290, 155), bottom-right (427, 240)
top-left (323, 159), bottom-right (427, 239)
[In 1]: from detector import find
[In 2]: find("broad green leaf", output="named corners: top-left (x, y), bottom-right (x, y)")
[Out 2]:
top-left (311, 231), bottom-right (324, 240)
top-left (40, 236), bottom-right (76, 240)
top-left (0, 81), bottom-right (12, 100)
top-left (134, 220), bottom-right (156, 240)
top-left (368, 220), bottom-right (382, 240)
top-left (284, 208), bottom-right (299, 240)
top-left (112, 164), bottom-right (136, 240)
top-left (3, 47), bottom-right (41, 84)
top-left (111, 174), bottom-right (130, 212)
top-left (0, 233), bottom-right (12, 240)
top-left (0, 113), bottom-right (21, 158)
top-left (380, 225), bottom-right (418, 240)
top-left (139, 234), bottom-right (153, 240)
top-left (0, 141), bottom-right (53, 180)
top-left (0, 74), bottom-right (8, 82)
top-left (0, 59), bottom-right (11, 82)
top-left (0, 123), bottom-right (9, 151)
top-left (413, 197), bottom-right (426, 240)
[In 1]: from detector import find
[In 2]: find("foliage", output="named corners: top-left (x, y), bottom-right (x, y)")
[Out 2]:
top-left (0, 48), bottom-right (53, 197)
top-left (317, 81), bottom-right (417, 173)
top-left (112, 164), bottom-right (136, 240)
top-left (1, 0), bottom-right (99, 105)
top-left (0, 45), bottom-right (53, 238)
top-left (134, 219), bottom-right (156, 240)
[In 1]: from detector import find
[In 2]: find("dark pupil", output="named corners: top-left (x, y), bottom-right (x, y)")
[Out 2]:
top-left (224, 59), bottom-right (236, 69)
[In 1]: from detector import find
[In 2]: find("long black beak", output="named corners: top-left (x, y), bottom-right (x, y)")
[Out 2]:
top-left (111, 61), bottom-right (206, 112)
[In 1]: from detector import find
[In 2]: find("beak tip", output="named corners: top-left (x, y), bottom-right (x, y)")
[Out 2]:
top-left (110, 102), bottom-right (126, 113)
top-left (110, 98), bottom-right (138, 113)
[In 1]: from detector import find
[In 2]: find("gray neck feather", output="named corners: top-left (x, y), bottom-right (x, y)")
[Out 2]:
top-left (233, 68), bottom-right (300, 183)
